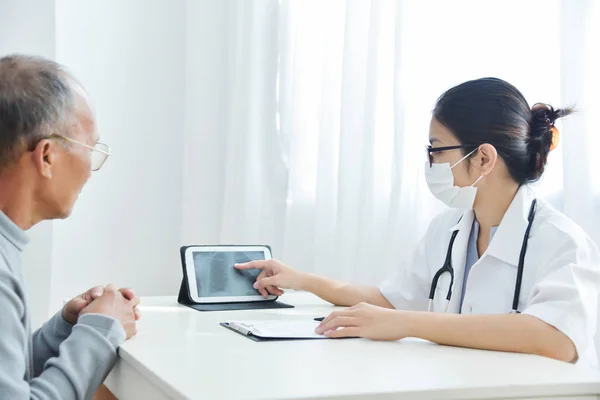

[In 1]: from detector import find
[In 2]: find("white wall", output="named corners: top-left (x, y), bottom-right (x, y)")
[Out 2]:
top-left (1, 0), bottom-right (187, 322)
top-left (50, 0), bottom-right (187, 312)
top-left (0, 0), bottom-right (57, 329)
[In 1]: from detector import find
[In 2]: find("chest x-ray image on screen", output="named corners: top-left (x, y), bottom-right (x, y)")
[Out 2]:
top-left (193, 251), bottom-right (265, 297)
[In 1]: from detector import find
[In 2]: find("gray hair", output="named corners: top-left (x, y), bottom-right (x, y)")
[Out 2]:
top-left (0, 54), bottom-right (75, 170)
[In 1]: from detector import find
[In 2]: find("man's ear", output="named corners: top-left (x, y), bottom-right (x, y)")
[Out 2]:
top-left (473, 143), bottom-right (497, 176)
top-left (31, 139), bottom-right (57, 179)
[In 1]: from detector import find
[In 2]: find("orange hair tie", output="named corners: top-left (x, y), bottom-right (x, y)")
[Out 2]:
top-left (549, 126), bottom-right (560, 151)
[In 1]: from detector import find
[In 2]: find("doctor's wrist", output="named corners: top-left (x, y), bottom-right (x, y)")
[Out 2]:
top-left (400, 311), bottom-right (430, 340)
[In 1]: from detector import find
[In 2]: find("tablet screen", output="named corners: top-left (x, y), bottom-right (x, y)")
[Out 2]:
top-left (193, 251), bottom-right (264, 297)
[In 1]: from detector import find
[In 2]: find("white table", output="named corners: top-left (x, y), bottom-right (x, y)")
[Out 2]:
top-left (105, 292), bottom-right (600, 400)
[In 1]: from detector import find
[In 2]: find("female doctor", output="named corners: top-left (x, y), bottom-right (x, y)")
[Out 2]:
top-left (236, 78), bottom-right (600, 365)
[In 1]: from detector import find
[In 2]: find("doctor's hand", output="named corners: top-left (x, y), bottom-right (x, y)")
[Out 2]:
top-left (63, 285), bottom-right (141, 326)
top-left (315, 302), bottom-right (409, 341)
top-left (234, 259), bottom-right (306, 298)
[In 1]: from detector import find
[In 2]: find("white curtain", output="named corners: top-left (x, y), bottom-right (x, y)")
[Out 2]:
top-left (275, 0), bottom-right (420, 284)
top-left (182, 0), bottom-right (600, 286)
top-left (560, 0), bottom-right (600, 246)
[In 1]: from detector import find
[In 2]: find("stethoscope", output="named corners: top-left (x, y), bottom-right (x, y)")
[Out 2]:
top-left (428, 198), bottom-right (537, 313)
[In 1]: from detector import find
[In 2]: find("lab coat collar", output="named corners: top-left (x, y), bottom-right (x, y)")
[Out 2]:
top-left (448, 209), bottom-right (475, 234)
top-left (484, 185), bottom-right (535, 267)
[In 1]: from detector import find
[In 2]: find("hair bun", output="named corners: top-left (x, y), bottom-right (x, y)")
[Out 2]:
top-left (531, 103), bottom-right (571, 128)
top-left (527, 103), bottom-right (573, 179)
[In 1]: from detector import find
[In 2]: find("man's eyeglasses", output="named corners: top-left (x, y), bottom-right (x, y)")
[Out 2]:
top-left (51, 134), bottom-right (111, 171)
top-left (426, 144), bottom-right (477, 167)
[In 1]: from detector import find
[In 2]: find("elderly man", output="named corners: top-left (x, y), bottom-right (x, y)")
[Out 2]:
top-left (0, 54), bottom-right (139, 399)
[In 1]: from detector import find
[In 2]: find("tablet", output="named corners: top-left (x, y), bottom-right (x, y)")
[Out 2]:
top-left (183, 245), bottom-right (276, 303)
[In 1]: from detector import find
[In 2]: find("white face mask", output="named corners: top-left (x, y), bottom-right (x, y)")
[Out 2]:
top-left (424, 148), bottom-right (483, 209)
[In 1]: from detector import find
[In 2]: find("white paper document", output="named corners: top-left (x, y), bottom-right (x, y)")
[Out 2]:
top-left (224, 320), bottom-right (327, 339)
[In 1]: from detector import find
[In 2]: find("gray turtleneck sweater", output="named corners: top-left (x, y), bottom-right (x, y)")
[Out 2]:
top-left (0, 210), bottom-right (126, 400)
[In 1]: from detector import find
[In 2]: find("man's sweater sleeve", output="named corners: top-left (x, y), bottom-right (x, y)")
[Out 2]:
top-left (0, 268), bottom-right (126, 400)
top-left (31, 311), bottom-right (74, 377)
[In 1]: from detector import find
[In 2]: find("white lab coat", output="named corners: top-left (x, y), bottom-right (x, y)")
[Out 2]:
top-left (379, 185), bottom-right (600, 367)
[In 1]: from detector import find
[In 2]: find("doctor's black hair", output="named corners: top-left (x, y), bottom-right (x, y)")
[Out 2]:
top-left (432, 77), bottom-right (572, 184)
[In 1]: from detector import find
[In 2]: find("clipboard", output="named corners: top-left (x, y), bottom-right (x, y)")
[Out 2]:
top-left (220, 320), bottom-right (329, 342)
top-left (178, 245), bottom-right (294, 312)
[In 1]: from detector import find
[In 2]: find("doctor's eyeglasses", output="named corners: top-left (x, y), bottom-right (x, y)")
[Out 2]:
top-left (426, 144), bottom-right (477, 167)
